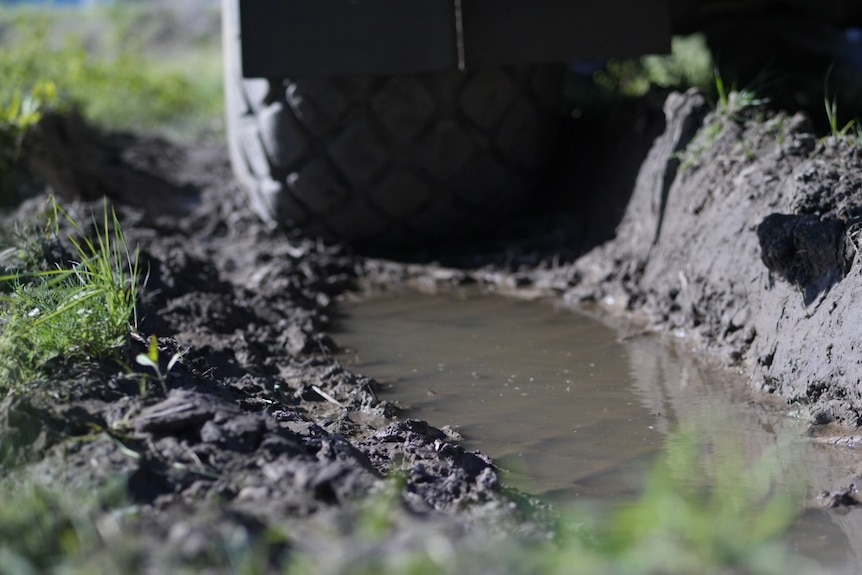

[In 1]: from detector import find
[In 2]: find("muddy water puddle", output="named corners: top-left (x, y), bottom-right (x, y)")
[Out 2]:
top-left (336, 289), bottom-right (862, 571)
top-left (338, 291), bottom-right (662, 500)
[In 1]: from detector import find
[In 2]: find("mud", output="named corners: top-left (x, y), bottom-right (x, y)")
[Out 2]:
top-left (3, 132), bottom-right (542, 570)
top-left (4, 86), bottom-right (862, 568)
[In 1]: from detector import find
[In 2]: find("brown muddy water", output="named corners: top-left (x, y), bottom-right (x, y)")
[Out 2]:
top-left (336, 289), bottom-right (862, 572)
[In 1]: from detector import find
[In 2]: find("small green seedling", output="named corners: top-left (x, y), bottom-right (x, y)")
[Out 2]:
top-left (135, 334), bottom-right (181, 395)
top-left (714, 72), bottom-right (768, 119)
top-left (824, 96), bottom-right (857, 139)
top-left (823, 65), bottom-right (859, 142)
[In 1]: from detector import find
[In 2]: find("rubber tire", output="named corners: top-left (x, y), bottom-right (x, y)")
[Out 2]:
top-left (223, 0), bottom-right (563, 247)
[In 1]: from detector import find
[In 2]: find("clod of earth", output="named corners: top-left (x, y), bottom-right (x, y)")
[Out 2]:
top-left (757, 212), bottom-right (851, 304)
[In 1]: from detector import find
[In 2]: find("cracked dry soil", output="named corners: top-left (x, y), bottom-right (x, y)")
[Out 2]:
top-left (4, 88), bottom-right (862, 569)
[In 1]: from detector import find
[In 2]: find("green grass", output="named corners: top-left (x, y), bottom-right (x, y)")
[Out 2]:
top-left (0, 73), bottom-right (60, 206)
top-left (0, 12), bottom-right (820, 572)
top-left (0, 473), bottom-right (285, 574)
top-left (0, 477), bottom-right (137, 574)
top-left (713, 73), bottom-right (769, 120)
top-left (0, 198), bottom-right (140, 391)
top-left (821, 63), bottom-right (861, 143)
top-left (0, 5), bottom-right (223, 142)
top-left (587, 34), bottom-right (715, 100)
top-left (0, 3), bottom-right (224, 202)
top-left (642, 34), bottom-right (715, 95)
top-left (823, 80), bottom-right (860, 144)
top-left (675, 72), bottom-right (774, 172)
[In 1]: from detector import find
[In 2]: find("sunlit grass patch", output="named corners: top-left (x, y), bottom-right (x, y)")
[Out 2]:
top-left (0, 198), bottom-right (140, 391)
top-left (0, 3), bottom-right (223, 142)
top-left (0, 73), bottom-right (61, 206)
top-left (0, 3), bottom-right (223, 202)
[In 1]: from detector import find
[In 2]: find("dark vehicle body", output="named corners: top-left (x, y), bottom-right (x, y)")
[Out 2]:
top-left (236, 0), bottom-right (862, 77)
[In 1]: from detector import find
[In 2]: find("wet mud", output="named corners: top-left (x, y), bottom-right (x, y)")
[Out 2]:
top-left (4, 87), bottom-right (862, 568)
top-left (3, 137), bottom-right (540, 569)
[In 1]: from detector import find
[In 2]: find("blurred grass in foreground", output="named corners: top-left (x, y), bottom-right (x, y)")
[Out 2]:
top-left (0, 426), bottom-right (813, 574)
top-left (292, 425), bottom-right (813, 575)
top-left (0, 426), bottom-right (808, 575)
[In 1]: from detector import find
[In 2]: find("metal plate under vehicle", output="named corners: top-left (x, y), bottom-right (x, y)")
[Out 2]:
top-left (239, 0), bottom-right (671, 77)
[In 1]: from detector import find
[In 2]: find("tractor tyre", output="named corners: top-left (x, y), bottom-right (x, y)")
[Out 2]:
top-left (223, 2), bottom-right (564, 246)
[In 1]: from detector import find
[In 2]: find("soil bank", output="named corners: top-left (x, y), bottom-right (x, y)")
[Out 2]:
top-left (564, 90), bottom-right (862, 428)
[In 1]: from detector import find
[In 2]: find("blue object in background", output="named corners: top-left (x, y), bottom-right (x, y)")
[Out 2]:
top-left (568, 61), bottom-right (608, 78)
top-left (838, 28), bottom-right (862, 74)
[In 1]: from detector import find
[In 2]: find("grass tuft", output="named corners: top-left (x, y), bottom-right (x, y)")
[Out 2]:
top-left (714, 73), bottom-right (769, 120)
top-left (824, 95), bottom-right (859, 143)
top-left (0, 198), bottom-right (140, 391)
top-left (822, 64), bottom-right (860, 143)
